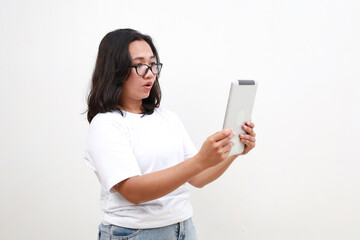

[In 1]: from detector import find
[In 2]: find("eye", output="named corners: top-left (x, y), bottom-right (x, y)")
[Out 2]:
top-left (134, 63), bottom-right (147, 71)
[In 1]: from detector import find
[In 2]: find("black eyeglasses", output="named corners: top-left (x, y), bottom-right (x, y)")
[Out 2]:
top-left (130, 63), bottom-right (163, 77)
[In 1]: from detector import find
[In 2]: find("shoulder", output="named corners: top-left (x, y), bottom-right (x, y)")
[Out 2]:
top-left (86, 111), bottom-right (130, 149)
top-left (89, 111), bottom-right (127, 132)
top-left (91, 111), bottom-right (123, 123)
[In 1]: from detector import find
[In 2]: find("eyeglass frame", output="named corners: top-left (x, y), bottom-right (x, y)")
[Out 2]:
top-left (130, 63), bottom-right (163, 77)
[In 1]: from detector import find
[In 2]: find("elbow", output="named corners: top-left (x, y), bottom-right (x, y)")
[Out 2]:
top-left (116, 190), bottom-right (145, 205)
top-left (188, 180), bottom-right (206, 189)
top-left (128, 193), bottom-right (154, 205)
top-left (195, 183), bottom-right (206, 189)
top-left (128, 198), bottom-right (143, 205)
top-left (112, 181), bottom-right (145, 205)
top-left (117, 191), bottom-right (145, 205)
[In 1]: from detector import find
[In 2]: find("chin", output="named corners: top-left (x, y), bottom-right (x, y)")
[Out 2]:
top-left (140, 93), bottom-right (150, 100)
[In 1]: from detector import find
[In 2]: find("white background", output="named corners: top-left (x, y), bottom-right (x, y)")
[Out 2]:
top-left (1, 0), bottom-right (360, 239)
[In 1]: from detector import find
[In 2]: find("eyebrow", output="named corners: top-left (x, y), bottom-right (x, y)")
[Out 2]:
top-left (132, 56), bottom-right (156, 61)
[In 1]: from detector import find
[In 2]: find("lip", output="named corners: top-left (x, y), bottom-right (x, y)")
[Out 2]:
top-left (143, 81), bottom-right (153, 90)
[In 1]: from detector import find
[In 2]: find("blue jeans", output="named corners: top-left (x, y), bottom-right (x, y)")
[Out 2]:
top-left (98, 218), bottom-right (197, 240)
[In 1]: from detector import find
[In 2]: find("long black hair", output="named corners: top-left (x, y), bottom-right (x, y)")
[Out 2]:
top-left (86, 28), bottom-right (161, 123)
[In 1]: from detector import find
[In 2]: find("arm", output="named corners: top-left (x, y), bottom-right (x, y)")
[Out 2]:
top-left (188, 121), bottom-right (256, 188)
top-left (188, 155), bottom-right (238, 188)
top-left (113, 128), bottom-right (235, 204)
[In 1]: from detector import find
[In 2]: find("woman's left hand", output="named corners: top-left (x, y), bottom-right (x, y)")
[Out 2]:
top-left (239, 121), bottom-right (256, 155)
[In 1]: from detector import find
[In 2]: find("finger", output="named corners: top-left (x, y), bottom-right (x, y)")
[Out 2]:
top-left (240, 138), bottom-right (255, 149)
top-left (218, 131), bottom-right (235, 147)
top-left (222, 141), bottom-right (234, 157)
top-left (240, 134), bottom-right (256, 142)
top-left (225, 141), bottom-right (235, 151)
top-left (211, 128), bottom-right (233, 142)
top-left (223, 148), bottom-right (231, 157)
top-left (246, 121), bottom-right (255, 128)
top-left (242, 125), bottom-right (256, 137)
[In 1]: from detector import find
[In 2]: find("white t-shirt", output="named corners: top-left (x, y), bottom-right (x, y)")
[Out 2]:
top-left (84, 108), bottom-right (198, 229)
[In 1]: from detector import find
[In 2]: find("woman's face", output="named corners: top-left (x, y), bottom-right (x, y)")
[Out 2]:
top-left (120, 40), bottom-right (157, 109)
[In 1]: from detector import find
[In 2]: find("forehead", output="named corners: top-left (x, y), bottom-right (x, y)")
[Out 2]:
top-left (128, 40), bottom-right (154, 60)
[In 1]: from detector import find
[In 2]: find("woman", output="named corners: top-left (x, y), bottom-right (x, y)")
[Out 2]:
top-left (84, 28), bottom-right (256, 240)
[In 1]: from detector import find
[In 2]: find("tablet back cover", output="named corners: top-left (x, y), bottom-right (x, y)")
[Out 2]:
top-left (223, 80), bottom-right (257, 156)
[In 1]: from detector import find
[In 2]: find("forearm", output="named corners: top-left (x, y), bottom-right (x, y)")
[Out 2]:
top-left (188, 155), bottom-right (238, 188)
top-left (113, 128), bottom-right (237, 204)
top-left (113, 155), bottom-right (204, 204)
top-left (188, 121), bottom-right (257, 188)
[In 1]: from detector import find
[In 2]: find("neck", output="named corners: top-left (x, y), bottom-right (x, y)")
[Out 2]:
top-left (118, 100), bottom-right (143, 114)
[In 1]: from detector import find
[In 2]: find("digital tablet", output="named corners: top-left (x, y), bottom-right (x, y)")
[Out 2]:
top-left (223, 80), bottom-right (258, 156)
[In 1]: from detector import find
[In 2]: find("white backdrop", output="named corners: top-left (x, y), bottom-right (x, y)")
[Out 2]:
top-left (1, 1), bottom-right (360, 239)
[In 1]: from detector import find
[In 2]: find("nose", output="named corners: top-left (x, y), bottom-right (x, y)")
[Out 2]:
top-left (144, 66), bottom-right (156, 79)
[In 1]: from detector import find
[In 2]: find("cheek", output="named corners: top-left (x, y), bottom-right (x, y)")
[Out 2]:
top-left (123, 76), bottom-right (141, 92)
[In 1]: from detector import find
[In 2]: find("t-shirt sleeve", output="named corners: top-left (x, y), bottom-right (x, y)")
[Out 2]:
top-left (84, 114), bottom-right (141, 192)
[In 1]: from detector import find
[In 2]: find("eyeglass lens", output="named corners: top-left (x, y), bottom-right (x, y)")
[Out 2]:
top-left (136, 64), bottom-right (162, 76)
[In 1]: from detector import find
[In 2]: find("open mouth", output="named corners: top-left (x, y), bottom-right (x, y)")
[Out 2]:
top-left (144, 81), bottom-right (152, 88)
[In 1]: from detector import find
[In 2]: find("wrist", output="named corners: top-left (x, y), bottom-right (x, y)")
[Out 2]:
top-left (190, 153), bottom-right (208, 172)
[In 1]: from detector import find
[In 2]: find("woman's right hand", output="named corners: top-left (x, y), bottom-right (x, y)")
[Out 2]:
top-left (196, 128), bottom-right (235, 170)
